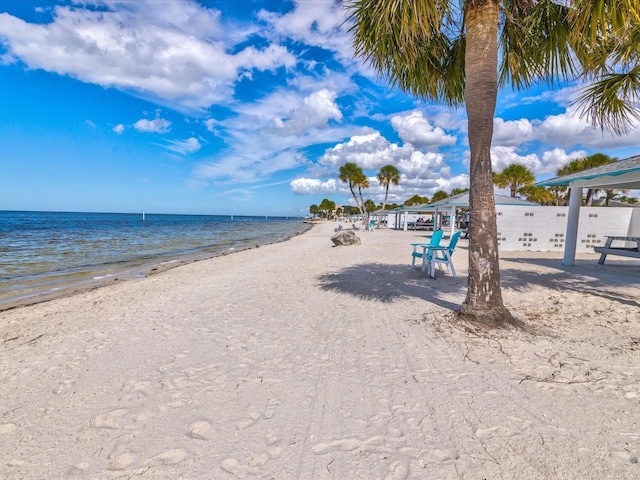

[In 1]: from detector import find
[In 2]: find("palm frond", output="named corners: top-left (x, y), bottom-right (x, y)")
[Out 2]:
top-left (573, 67), bottom-right (640, 135)
top-left (499, 0), bottom-right (576, 89)
top-left (344, 0), bottom-right (465, 105)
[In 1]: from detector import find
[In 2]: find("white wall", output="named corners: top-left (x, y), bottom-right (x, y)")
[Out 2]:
top-left (627, 208), bottom-right (640, 236)
top-left (496, 206), bottom-right (635, 252)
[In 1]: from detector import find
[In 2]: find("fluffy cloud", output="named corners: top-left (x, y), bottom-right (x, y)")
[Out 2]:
top-left (391, 111), bottom-right (457, 149)
top-left (134, 118), bottom-right (171, 133)
top-left (492, 118), bottom-right (535, 147)
top-left (290, 178), bottom-right (339, 195)
top-left (273, 89), bottom-right (343, 135)
top-left (0, 1), bottom-right (296, 111)
top-left (490, 146), bottom-right (587, 176)
top-left (318, 132), bottom-right (411, 170)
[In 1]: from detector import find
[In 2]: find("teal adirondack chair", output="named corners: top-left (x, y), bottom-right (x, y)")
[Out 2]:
top-left (428, 231), bottom-right (462, 278)
top-left (411, 230), bottom-right (444, 272)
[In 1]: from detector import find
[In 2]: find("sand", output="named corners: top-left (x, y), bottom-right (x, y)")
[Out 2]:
top-left (1, 221), bottom-right (639, 479)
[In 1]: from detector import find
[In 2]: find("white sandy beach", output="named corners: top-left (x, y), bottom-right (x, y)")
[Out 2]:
top-left (1, 221), bottom-right (639, 479)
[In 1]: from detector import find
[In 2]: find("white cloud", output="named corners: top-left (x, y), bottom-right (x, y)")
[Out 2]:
top-left (490, 145), bottom-right (587, 176)
top-left (195, 149), bottom-right (304, 185)
top-left (112, 124), bottom-right (125, 134)
top-left (492, 118), bottom-right (535, 147)
top-left (290, 177), bottom-right (339, 195)
top-left (167, 137), bottom-right (202, 155)
top-left (258, 0), bottom-right (353, 64)
top-left (318, 132), bottom-right (412, 170)
top-left (273, 89), bottom-right (343, 135)
top-left (134, 118), bottom-right (171, 133)
top-left (391, 110), bottom-right (457, 149)
top-left (540, 148), bottom-right (587, 174)
top-left (535, 107), bottom-right (640, 149)
top-left (396, 151), bottom-right (447, 178)
top-left (0, 1), bottom-right (296, 111)
top-left (204, 118), bottom-right (218, 132)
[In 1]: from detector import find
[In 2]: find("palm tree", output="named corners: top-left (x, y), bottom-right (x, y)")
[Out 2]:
top-left (604, 188), bottom-right (629, 206)
top-left (309, 204), bottom-right (320, 218)
top-left (345, 0), bottom-right (634, 325)
top-left (519, 185), bottom-right (555, 205)
top-left (404, 194), bottom-right (429, 206)
top-left (556, 154), bottom-right (616, 205)
top-left (431, 190), bottom-right (449, 203)
top-left (377, 165), bottom-right (400, 211)
top-left (580, 153), bottom-right (616, 205)
top-left (377, 165), bottom-right (400, 228)
top-left (492, 163), bottom-right (536, 198)
top-left (339, 162), bottom-right (369, 222)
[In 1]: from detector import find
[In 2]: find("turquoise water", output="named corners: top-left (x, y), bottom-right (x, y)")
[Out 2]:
top-left (0, 211), bottom-right (309, 308)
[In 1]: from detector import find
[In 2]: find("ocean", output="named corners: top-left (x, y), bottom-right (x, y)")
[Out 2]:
top-left (0, 211), bottom-right (310, 309)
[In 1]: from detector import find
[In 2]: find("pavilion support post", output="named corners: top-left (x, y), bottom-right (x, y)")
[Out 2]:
top-left (563, 185), bottom-right (582, 266)
top-left (403, 211), bottom-right (408, 231)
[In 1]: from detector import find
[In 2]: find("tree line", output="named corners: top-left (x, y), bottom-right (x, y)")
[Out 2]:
top-left (309, 153), bottom-right (638, 219)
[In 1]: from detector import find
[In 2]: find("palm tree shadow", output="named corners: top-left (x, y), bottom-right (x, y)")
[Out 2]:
top-left (317, 262), bottom-right (466, 311)
top-left (500, 258), bottom-right (640, 308)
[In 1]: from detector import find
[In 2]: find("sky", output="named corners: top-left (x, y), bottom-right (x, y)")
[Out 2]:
top-left (1, 0), bottom-right (639, 216)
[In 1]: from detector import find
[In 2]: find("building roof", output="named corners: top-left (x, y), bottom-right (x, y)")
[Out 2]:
top-left (390, 192), bottom-right (539, 212)
top-left (535, 154), bottom-right (640, 189)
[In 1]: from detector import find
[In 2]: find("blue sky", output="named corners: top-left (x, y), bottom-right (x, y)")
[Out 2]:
top-left (1, 0), bottom-right (638, 216)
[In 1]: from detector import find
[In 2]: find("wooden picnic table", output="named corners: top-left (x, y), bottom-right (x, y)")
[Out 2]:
top-left (594, 236), bottom-right (640, 264)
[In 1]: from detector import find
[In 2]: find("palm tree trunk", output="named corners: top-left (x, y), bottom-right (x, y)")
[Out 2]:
top-left (378, 184), bottom-right (389, 228)
top-left (358, 187), bottom-right (369, 224)
top-left (349, 184), bottom-right (365, 219)
top-left (460, 0), bottom-right (513, 325)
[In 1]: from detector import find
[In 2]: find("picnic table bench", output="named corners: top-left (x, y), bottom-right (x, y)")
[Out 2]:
top-left (593, 236), bottom-right (640, 264)
top-left (408, 222), bottom-right (434, 231)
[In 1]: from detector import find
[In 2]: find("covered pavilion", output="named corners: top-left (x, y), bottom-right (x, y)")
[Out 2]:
top-left (536, 154), bottom-right (640, 265)
top-left (390, 192), bottom-right (539, 236)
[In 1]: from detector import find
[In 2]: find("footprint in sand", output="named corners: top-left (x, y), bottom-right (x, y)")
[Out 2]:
top-left (0, 423), bottom-right (16, 435)
top-left (108, 452), bottom-right (136, 471)
top-left (263, 398), bottom-right (280, 420)
top-left (89, 408), bottom-right (129, 428)
top-left (220, 457), bottom-right (246, 478)
top-left (188, 420), bottom-right (216, 440)
top-left (384, 458), bottom-right (410, 480)
top-left (149, 448), bottom-right (189, 466)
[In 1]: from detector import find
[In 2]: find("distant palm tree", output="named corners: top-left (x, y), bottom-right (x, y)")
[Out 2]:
top-left (492, 163), bottom-right (535, 198)
top-left (519, 185), bottom-right (555, 205)
top-left (377, 165), bottom-right (400, 211)
top-left (345, 0), bottom-right (636, 325)
top-left (376, 165), bottom-right (400, 228)
top-left (404, 194), bottom-right (429, 206)
top-left (580, 154), bottom-right (616, 205)
top-left (309, 204), bottom-right (320, 218)
top-left (431, 190), bottom-right (449, 203)
top-left (339, 162), bottom-right (369, 222)
top-left (556, 154), bottom-right (616, 205)
top-left (604, 188), bottom-right (629, 206)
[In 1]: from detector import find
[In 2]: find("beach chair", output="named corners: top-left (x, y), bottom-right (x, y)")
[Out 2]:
top-left (334, 224), bottom-right (343, 233)
top-left (427, 231), bottom-right (461, 278)
top-left (365, 220), bottom-right (376, 231)
top-left (411, 230), bottom-right (444, 272)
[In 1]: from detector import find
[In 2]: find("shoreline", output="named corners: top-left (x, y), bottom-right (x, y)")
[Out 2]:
top-left (0, 223), bottom-right (313, 312)
top-left (1, 222), bottom-right (639, 478)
